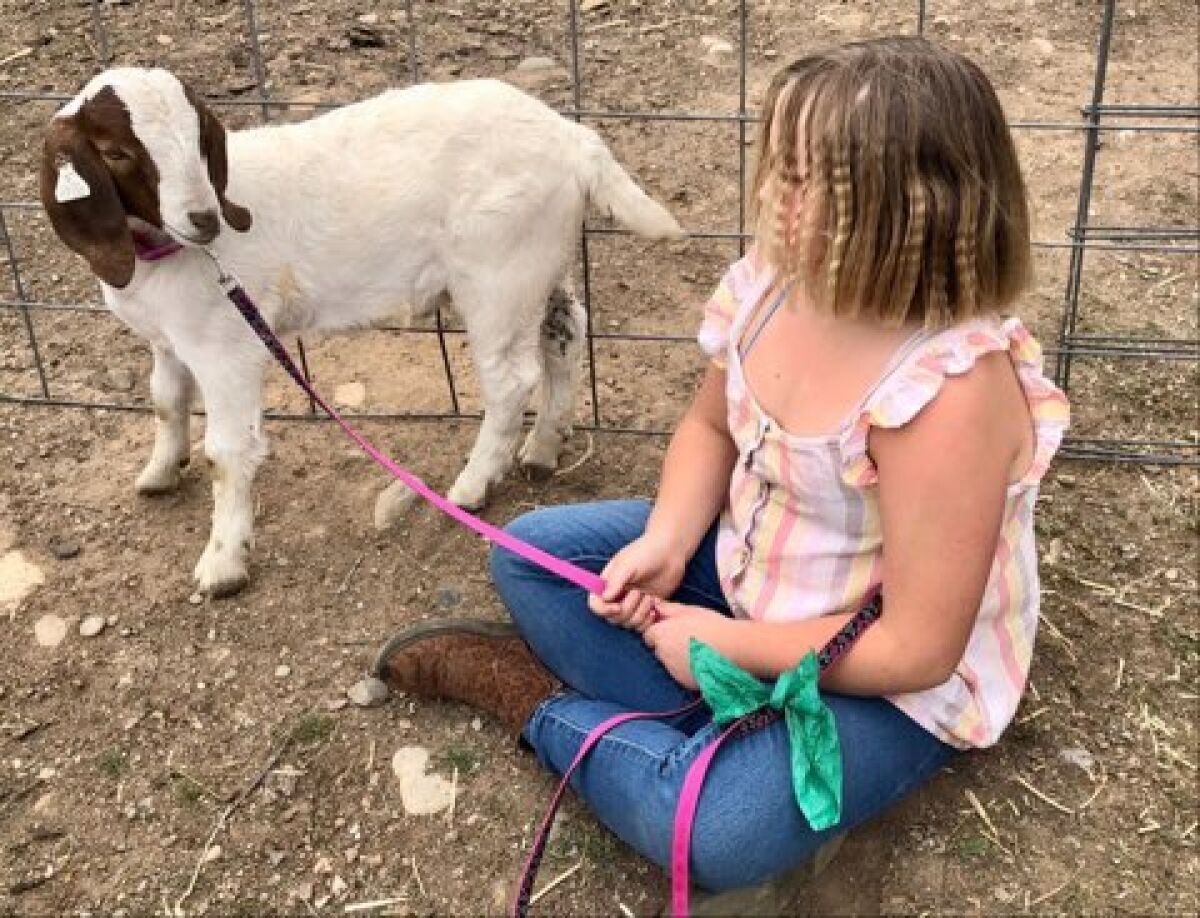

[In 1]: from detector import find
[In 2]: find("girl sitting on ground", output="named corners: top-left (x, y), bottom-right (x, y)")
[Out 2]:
top-left (378, 36), bottom-right (1069, 910)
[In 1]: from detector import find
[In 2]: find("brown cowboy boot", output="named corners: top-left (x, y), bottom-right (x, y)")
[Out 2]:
top-left (371, 619), bottom-right (559, 733)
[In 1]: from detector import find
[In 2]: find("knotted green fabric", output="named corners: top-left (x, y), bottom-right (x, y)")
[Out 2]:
top-left (689, 639), bottom-right (843, 831)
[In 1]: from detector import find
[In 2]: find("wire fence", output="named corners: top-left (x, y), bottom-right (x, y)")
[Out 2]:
top-left (1, 0), bottom-right (1197, 465)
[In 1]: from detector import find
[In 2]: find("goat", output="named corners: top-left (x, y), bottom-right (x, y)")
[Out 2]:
top-left (40, 67), bottom-right (682, 597)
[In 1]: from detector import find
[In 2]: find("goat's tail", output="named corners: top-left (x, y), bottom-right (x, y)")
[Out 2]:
top-left (579, 129), bottom-right (684, 241)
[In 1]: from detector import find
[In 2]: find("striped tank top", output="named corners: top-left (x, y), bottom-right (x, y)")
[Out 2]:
top-left (697, 255), bottom-right (1070, 749)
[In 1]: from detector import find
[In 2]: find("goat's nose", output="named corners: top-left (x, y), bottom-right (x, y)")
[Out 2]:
top-left (187, 209), bottom-right (220, 241)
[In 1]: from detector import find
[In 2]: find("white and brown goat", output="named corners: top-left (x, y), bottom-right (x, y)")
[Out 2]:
top-left (40, 67), bottom-right (681, 597)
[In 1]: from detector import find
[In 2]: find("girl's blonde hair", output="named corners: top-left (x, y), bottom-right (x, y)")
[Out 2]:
top-left (751, 37), bottom-right (1032, 327)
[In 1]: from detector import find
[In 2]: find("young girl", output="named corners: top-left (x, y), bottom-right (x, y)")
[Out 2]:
top-left (378, 37), bottom-right (1069, 907)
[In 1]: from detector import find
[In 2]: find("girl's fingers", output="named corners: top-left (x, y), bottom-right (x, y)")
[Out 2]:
top-left (619, 588), bottom-right (645, 621)
top-left (601, 555), bottom-right (637, 603)
top-left (630, 594), bottom-right (657, 631)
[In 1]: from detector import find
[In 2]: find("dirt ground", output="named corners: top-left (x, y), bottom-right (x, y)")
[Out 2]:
top-left (0, 1), bottom-right (1197, 915)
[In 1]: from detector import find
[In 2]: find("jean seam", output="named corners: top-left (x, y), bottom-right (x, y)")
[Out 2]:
top-left (537, 707), bottom-right (677, 764)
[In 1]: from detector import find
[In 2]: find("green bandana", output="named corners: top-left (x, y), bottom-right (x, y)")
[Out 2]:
top-left (689, 638), bottom-right (842, 830)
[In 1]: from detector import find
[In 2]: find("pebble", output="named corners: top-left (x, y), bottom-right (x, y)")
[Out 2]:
top-left (79, 614), bottom-right (106, 638)
top-left (333, 381), bottom-right (366, 408)
top-left (1059, 746), bottom-right (1096, 772)
top-left (392, 746), bottom-right (455, 816)
top-left (357, 12), bottom-right (379, 25)
top-left (48, 538), bottom-right (81, 560)
top-left (700, 35), bottom-right (734, 60)
top-left (1031, 37), bottom-right (1055, 57)
top-left (516, 55), bottom-right (557, 71)
top-left (330, 875), bottom-right (348, 898)
top-left (155, 34), bottom-right (173, 47)
top-left (1, 550), bottom-right (45, 609)
top-left (435, 586), bottom-right (464, 610)
top-left (275, 664), bottom-right (292, 679)
top-left (202, 845), bottom-right (222, 864)
top-left (188, 592), bottom-right (204, 606)
top-left (374, 482), bottom-right (420, 531)
top-left (347, 676), bottom-right (390, 707)
top-left (34, 614), bottom-right (68, 648)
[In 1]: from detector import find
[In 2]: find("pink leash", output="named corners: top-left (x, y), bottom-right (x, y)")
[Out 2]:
top-left (141, 241), bottom-right (877, 917)
top-left (161, 241), bottom-right (606, 596)
top-left (512, 595), bottom-right (881, 918)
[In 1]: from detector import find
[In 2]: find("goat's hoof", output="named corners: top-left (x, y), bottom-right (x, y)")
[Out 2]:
top-left (519, 430), bottom-right (568, 481)
top-left (135, 461), bottom-right (183, 495)
top-left (194, 550), bottom-right (249, 598)
top-left (374, 481), bottom-right (420, 531)
top-left (520, 459), bottom-right (556, 482)
top-left (447, 477), bottom-right (489, 512)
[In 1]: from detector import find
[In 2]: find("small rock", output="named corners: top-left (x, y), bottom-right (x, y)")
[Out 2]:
top-left (333, 381), bottom-right (366, 408)
top-left (346, 24), bottom-right (386, 48)
top-left (1165, 568), bottom-right (1179, 582)
top-left (470, 717), bottom-right (483, 732)
top-left (275, 664), bottom-right (292, 679)
top-left (202, 845), bottom-right (221, 864)
top-left (435, 586), bottom-right (464, 610)
top-left (392, 746), bottom-right (455, 816)
top-left (330, 874), bottom-right (349, 898)
top-left (323, 697), bottom-right (349, 712)
top-left (357, 12), bottom-right (379, 25)
top-left (700, 35), bottom-right (734, 62)
top-left (48, 539), bottom-right (80, 560)
top-left (1, 550), bottom-right (45, 610)
top-left (374, 482), bottom-right (420, 531)
top-left (313, 856), bottom-right (333, 875)
top-left (104, 367), bottom-right (136, 392)
top-left (79, 615), bottom-right (106, 638)
top-left (347, 676), bottom-right (389, 708)
top-left (1030, 37), bottom-right (1055, 57)
top-left (1059, 746), bottom-right (1095, 772)
top-left (34, 614), bottom-right (68, 648)
top-left (155, 34), bottom-right (173, 47)
top-left (290, 880), bottom-right (315, 902)
top-left (516, 55), bottom-right (557, 71)
top-left (581, 0), bottom-right (609, 11)
top-left (188, 592), bottom-right (204, 606)
top-left (1057, 473), bottom-right (1077, 487)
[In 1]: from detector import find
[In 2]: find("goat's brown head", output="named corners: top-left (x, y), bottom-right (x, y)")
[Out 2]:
top-left (39, 68), bottom-right (252, 288)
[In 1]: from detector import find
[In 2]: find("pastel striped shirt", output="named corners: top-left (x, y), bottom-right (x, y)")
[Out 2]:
top-left (697, 256), bottom-right (1071, 749)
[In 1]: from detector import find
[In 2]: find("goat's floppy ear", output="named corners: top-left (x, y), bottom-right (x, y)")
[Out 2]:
top-left (39, 118), bottom-right (135, 289)
top-left (184, 85), bottom-right (252, 232)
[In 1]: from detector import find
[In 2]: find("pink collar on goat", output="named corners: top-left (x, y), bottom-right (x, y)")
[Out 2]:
top-left (132, 230), bottom-right (183, 261)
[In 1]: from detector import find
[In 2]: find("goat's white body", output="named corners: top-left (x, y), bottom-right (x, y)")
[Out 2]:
top-left (97, 77), bottom-right (679, 596)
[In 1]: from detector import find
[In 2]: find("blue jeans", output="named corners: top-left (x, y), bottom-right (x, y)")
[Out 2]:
top-left (490, 499), bottom-right (956, 893)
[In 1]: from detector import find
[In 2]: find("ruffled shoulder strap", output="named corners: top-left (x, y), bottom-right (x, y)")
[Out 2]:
top-left (839, 317), bottom-right (1070, 488)
top-left (696, 253), bottom-right (774, 370)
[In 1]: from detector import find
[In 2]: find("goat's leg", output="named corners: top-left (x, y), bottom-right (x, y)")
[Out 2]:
top-left (446, 329), bottom-right (542, 510)
top-left (190, 361), bottom-right (267, 597)
top-left (135, 345), bottom-right (196, 494)
top-left (520, 286), bottom-right (585, 478)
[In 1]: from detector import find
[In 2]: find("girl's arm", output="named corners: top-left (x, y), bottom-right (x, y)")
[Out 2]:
top-left (590, 363), bottom-right (737, 626)
top-left (647, 355), bottom-right (1025, 694)
top-left (644, 363), bottom-right (739, 560)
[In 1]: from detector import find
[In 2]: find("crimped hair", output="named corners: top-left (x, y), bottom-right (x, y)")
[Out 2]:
top-left (750, 37), bottom-right (1032, 327)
